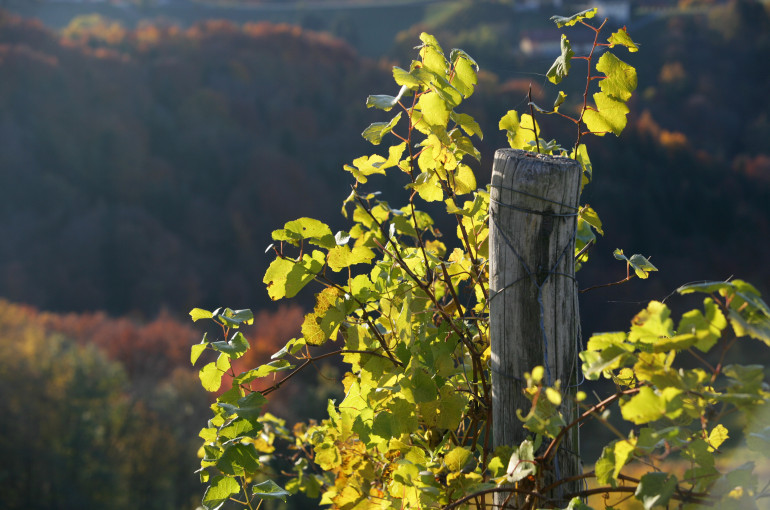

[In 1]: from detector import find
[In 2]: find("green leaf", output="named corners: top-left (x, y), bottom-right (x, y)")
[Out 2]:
top-left (202, 475), bottom-right (240, 510)
top-left (301, 287), bottom-right (348, 346)
top-left (677, 300), bottom-right (726, 352)
top-left (506, 439), bottom-right (536, 483)
top-left (635, 472), bottom-right (677, 510)
top-left (621, 387), bottom-right (665, 425)
top-left (629, 254), bottom-right (658, 279)
top-left (450, 49), bottom-right (478, 98)
top-left (628, 301), bottom-right (673, 343)
top-left (216, 443), bottom-right (261, 476)
top-left (218, 418), bottom-right (257, 441)
top-left (366, 85), bottom-right (407, 111)
top-left (217, 391), bottom-right (267, 421)
top-left (192, 338), bottom-right (208, 365)
top-left (451, 164), bottom-right (477, 195)
top-left (551, 8), bottom-right (597, 27)
top-left (451, 112), bottom-right (483, 139)
top-left (444, 446), bottom-right (473, 472)
top-left (252, 480), bottom-right (290, 502)
top-left (199, 354), bottom-right (230, 392)
top-left (708, 424), bottom-right (729, 452)
top-left (263, 250), bottom-right (325, 301)
top-left (596, 52), bottom-right (637, 102)
top-left (344, 154), bottom-right (387, 183)
top-left (210, 331), bottom-right (250, 359)
top-left (362, 112), bottom-right (402, 145)
top-left (608, 28), bottom-right (639, 52)
top-left (190, 308), bottom-right (213, 322)
top-left (411, 171), bottom-right (444, 202)
top-left (571, 143), bottom-right (593, 191)
top-left (419, 32), bottom-right (447, 75)
top-left (579, 205), bottom-right (603, 235)
top-left (547, 35), bottom-right (574, 85)
top-left (393, 66), bottom-right (421, 89)
top-left (561, 497), bottom-right (593, 510)
top-left (554, 91), bottom-right (567, 111)
top-left (417, 91), bottom-right (451, 127)
top-left (499, 111), bottom-right (539, 150)
top-left (677, 280), bottom-right (734, 295)
top-left (583, 91), bottom-right (630, 136)
top-left (234, 360), bottom-right (293, 384)
top-left (271, 218), bottom-right (335, 248)
top-left (614, 249), bottom-right (658, 279)
top-left (327, 245), bottom-right (376, 272)
top-left (595, 443), bottom-right (617, 486)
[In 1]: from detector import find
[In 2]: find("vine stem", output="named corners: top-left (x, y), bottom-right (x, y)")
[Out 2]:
top-left (579, 274), bottom-right (634, 293)
top-left (574, 17), bottom-right (608, 156)
top-left (541, 387), bottom-right (640, 463)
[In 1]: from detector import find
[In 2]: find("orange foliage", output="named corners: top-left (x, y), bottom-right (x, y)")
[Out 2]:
top-left (636, 110), bottom-right (689, 150)
top-left (230, 305), bottom-right (304, 382)
top-left (734, 154), bottom-right (770, 183)
top-left (0, 297), bottom-right (305, 387)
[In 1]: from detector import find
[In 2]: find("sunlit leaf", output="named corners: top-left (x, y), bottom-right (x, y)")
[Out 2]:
top-left (362, 112), bottom-right (402, 145)
top-left (547, 35), bottom-right (574, 84)
top-left (252, 480), bottom-right (290, 502)
top-left (190, 308), bottom-right (213, 322)
top-left (596, 52), bottom-right (637, 102)
top-left (506, 439), bottom-right (536, 483)
top-left (551, 8), bottom-right (597, 27)
top-left (608, 27), bottom-right (639, 52)
top-left (216, 443), bottom-right (261, 476)
top-left (202, 475), bottom-right (240, 510)
top-left (583, 91), bottom-right (630, 136)
top-left (635, 472), bottom-right (677, 510)
top-left (366, 85), bottom-right (407, 111)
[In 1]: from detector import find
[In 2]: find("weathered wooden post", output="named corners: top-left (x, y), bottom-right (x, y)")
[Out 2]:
top-left (489, 149), bottom-right (582, 507)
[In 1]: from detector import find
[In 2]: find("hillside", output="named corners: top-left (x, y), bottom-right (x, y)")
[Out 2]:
top-left (0, 11), bottom-right (388, 315)
top-left (0, 2), bottom-right (767, 331)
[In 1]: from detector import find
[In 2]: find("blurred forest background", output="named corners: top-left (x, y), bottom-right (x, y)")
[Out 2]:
top-left (0, 0), bottom-right (768, 508)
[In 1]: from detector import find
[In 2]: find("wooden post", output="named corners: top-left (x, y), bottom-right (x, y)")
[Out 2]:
top-left (489, 148), bottom-right (582, 507)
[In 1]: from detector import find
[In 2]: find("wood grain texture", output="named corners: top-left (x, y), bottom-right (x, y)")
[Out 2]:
top-left (489, 148), bottom-right (582, 506)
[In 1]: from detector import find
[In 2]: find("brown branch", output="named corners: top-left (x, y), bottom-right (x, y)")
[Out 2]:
top-left (579, 275), bottom-right (634, 294)
top-left (541, 388), bottom-right (640, 463)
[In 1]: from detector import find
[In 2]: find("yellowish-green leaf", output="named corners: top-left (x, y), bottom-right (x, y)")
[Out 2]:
top-left (499, 111), bottom-right (539, 150)
top-left (190, 308), bottom-right (213, 322)
top-left (608, 28), bottom-right (639, 52)
top-left (362, 112), bottom-right (402, 145)
top-left (199, 354), bottom-right (230, 392)
top-left (583, 92), bottom-right (630, 136)
top-left (263, 250), bottom-right (325, 301)
top-left (621, 387), bottom-right (666, 425)
top-left (202, 475), bottom-right (240, 510)
top-left (451, 51), bottom-right (478, 98)
top-left (452, 112), bottom-right (483, 139)
top-left (551, 8), bottom-right (597, 27)
top-left (445, 447), bottom-right (473, 472)
top-left (191, 339), bottom-right (208, 365)
top-left (708, 424), bottom-right (729, 452)
top-left (451, 164), bottom-right (477, 195)
top-left (327, 245), bottom-right (376, 272)
top-left (411, 171), bottom-right (444, 202)
top-left (554, 91), bottom-right (567, 111)
top-left (366, 85), bottom-right (407, 111)
top-left (596, 52), bottom-right (637, 102)
top-left (418, 91), bottom-right (451, 127)
top-left (547, 35), bottom-right (574, 85)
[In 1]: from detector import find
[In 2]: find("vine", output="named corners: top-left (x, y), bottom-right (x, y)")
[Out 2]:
top-left (188, 8), bottom-right (770, 510)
